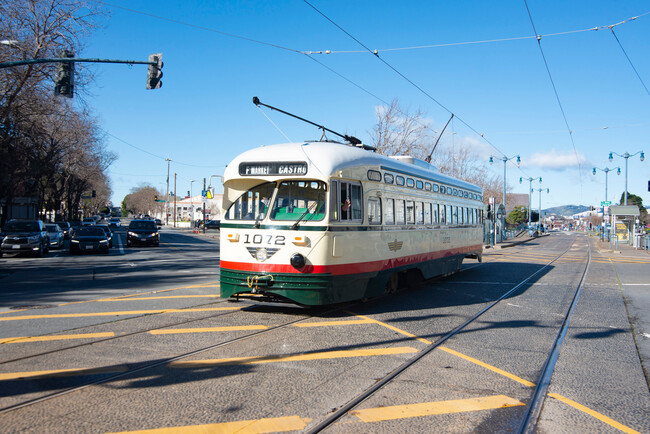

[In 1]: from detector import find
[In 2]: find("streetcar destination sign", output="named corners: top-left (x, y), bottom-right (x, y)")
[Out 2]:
top-left (239, 161), bottom-right (308, 176)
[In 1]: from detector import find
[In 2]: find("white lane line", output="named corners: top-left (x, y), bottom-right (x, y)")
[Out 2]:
top-left (116, 231), bottom-right (124, 255)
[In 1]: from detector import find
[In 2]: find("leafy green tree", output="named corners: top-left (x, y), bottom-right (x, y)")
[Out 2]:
top-left (507, 206), bottom-right (528, 225)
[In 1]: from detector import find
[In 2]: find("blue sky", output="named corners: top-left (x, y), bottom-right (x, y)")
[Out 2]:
top-left (81, 0), bottom-right (650, 210)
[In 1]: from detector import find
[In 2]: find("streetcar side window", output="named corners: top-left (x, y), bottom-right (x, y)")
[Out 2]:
top-left (368, 197), bottom-right (382, 225)
top-left (330, 180), bottom-right (339, 221)
top-left (440, 205), bottom-right (446, 224)
top-left (416, 202), bottom-right (424, 224)
top-left (338, 181), bottom-right (362, 222)
top-left (433, 204), bottom-right (439, 224)
top-left (424, 203), bottom-right (431, 224)
top-left (396, 200), bottom-right (405, 225)
top-left (447, 205), bottom-right (452, 224)
top-left (385, 198), bottom-right (395, 225)
top-left (406, 200), bottom-right (415, 224)
top-left (452, 206), bottom-right (458, 224)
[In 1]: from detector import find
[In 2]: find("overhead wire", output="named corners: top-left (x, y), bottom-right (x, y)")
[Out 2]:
top-left (523, 0), bottom-right (582, 197)
top-left (608, 27), bottom-right (650, 97)
top-left (303, 0), bottom-right (512, 162)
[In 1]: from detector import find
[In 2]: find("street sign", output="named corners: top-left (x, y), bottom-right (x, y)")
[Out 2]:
top-left (155, 199), bottom-right (166, 203)
top-left (201, 190), bottom-right (207, 198)
top-left (601, 201), bottom-right (611, 206)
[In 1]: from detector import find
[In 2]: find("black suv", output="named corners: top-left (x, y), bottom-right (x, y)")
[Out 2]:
top-left (127, 220), bottom-right (159, 247)
top-left (0, 220), bottom-right (50, 257)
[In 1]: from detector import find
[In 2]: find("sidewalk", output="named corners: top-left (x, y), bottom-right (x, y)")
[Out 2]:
top-left (485, 233), bottom-right (549, 250)
top-left (592, 234), bottom-right (650, 386)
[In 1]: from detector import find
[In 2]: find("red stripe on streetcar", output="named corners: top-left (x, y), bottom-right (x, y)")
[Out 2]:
top-left (220, 245), bottom-right (482, 276)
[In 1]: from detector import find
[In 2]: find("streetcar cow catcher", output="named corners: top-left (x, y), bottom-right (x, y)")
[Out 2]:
top-left (220, 99), bottom-right (484, 306)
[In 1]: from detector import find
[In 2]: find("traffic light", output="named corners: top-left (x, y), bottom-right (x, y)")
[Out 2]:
top-left (54, 49), bottom-right (75, 98)
top-left (154, 195), bottom-right (158, 201)
top-left (146, 53), bottom-right (163, 89)
top-left (92, 190), bottom-right (96, 198)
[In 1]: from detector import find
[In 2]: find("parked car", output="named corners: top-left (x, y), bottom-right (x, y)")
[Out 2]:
top-left (55, 221), bottom-right (71, 239)
top-left (69, 227), bottom-right (110, 254)
top-left (94, 224), bottom-right (113, 248)
top-left (108, 217), bottom-right (121, 228)
top-left (0, 220), bottom-right (50, 257)
top-left (204, 219), bottom-right (221, 230)
top-left (127, 219), bottom-right (159, 247)
top-left (45, 224), bottom-right (65, 249)
top-left (82, 217), bottom-right (95, 226)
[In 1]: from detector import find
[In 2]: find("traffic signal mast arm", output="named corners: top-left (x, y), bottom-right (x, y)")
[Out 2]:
top-left (0, 57), bottom-right (157, 68)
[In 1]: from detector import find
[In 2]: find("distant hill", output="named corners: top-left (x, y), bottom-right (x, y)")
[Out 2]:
top-left (543, 205), bottom-right (590, 217)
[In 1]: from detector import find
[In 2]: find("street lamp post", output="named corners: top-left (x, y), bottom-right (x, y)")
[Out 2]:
top-left (165, 158), bottom-right (171, 226)
top-left (592, 166), bottom-right (620, 205)
top-left (190, 179), bottom-right (196, 228)
top-left (489, 155), bottom-right (521, 208)
top-left (520, 177), bottom-right (542, 226)
top-left (532, 188), bottom-right (549, 231)
top-left (608, 151), bottom-right (645, 205)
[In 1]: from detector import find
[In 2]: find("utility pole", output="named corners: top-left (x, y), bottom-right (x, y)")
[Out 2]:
top-left (203, 177), bottom-right (207, 234)
top-left (165, 158), bottom-right (171, 226)
top-left (173, 173), bottom-right (177, 228)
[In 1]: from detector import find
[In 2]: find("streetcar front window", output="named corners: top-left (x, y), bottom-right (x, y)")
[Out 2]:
top-left (225, 182), bottom-right (275, 221)
top-left (270, 181), bottom-right (326, 222)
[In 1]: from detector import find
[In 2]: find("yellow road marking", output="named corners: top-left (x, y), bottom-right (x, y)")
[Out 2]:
top-left (293, 319), bottom-right (374, 327)
top-left (0, 307), bottom-right (240, 322)
top-left (349, 311), bottom-right (640, 433)
top-left (351, 394), bottom-right (524, 422)
top-left (548, 393), bottom-right (641, 434)
top-left (0, 332), bottom-right (115, 344)
top-left (58, 281), bottom-right (221, 306)
top-left (159, 242), bottom-right (177, 250)
top-left (99, 295), bottom-right (220, 301)
top-left (438, 346), bottom-right (536, 387)
top-left (0, 365), bottom-right (128, 381)
top-left (347, 313), bottom-right (432, 344)
top-left (106, 416), bottom-right (311, 434)
top-left (169, 347), bottom-right (418, 368)
top-left (150, 325), bottom-right (268, 335)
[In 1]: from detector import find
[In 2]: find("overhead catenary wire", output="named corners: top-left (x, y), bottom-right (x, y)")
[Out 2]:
top-left (301, 11), bottom-right (649, 55)
top-left (303, 0), bottom-right (512, 161)
top-left (608, 26), bottom-right (650, 97)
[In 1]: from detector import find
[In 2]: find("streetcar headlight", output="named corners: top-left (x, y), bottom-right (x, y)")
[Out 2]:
top-left (290, 253), bottom-right (306, 269)
top-left (255, 248), bottom-right (268, 262)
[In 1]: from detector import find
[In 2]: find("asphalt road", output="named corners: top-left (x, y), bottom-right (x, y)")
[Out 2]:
top-left (0, 229), bottom-right (647, 433)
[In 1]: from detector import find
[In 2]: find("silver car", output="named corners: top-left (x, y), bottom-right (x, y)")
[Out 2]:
top-left (45, 224), bottom-right (65, 248)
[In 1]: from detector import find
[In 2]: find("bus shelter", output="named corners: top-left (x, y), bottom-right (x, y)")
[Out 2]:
top-left (609, 205), bottom-right (640, 247)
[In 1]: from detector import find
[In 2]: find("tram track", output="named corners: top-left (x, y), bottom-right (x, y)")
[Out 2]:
top-left (1, 234), bottom-right (592, 430)
top-left (306, 234), bottom-right (591, 433)
top-left (0, 299), bottom-right (361, 415)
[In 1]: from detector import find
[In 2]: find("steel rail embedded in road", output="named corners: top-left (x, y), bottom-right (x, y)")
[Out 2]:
top-left (0, 301), bottom-right (358, 415)
top-left (519, 237), bottom-right (592, 433)
top-left (306, 236), bottom-right (584, 433)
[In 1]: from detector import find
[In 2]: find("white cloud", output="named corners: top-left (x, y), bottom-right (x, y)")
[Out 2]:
top-left (522, 149), bottom-right (589, 171)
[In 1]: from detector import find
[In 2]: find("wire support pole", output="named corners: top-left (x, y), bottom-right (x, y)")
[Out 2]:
top-left (592, 166), bottom-right (620, 204)
top-left (520, 176), bottom-right (542, 226)
top-left (608, 151), bottom-right (645, 205)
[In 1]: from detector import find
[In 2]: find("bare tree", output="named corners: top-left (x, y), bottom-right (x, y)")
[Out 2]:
top-left (370, 100), bottom-right (505, 203)
top-left (124, 185), bottom-right (164, 217)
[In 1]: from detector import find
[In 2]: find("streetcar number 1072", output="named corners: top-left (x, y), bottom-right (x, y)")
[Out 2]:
top-left (242, 234), bottom-right (285, 245)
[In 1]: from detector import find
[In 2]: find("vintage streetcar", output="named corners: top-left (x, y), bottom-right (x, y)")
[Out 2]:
top-left (219, 139), bottom-right (484, 306)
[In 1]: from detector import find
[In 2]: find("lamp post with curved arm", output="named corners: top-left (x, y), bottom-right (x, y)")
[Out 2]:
top-left (608, 151), bottom-right (644, 205)
top-left (532, 187), bottom-right (549, 231)
top-left (592, 166), bottom-right (620, 205)
top-left (520, 176), bottom-right (542, 227)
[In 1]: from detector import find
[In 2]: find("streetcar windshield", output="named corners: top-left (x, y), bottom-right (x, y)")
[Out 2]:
top-left (270, 181), bottom-right (326, 222)
top-left (225, 182), bottom-right (275, 221)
